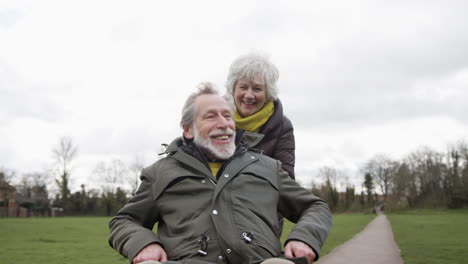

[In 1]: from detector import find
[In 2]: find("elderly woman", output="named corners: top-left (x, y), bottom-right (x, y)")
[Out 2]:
top-left (226, 52), bottom-right (295, 179)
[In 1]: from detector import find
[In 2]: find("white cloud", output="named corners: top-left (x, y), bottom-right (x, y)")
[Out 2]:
top-left (1, 0), bottom-right (467, 192)
top-left (294, 115), bottom-right (468, 187)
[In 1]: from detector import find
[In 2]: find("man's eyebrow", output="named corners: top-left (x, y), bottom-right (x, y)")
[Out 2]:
top-left (202, 108), bottom-right (230, 115)
top-left (201, 109), bottom-right (217, 116)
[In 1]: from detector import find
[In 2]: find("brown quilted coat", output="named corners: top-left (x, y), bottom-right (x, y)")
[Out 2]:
top-left (241, 99), bottom-right (295, 179)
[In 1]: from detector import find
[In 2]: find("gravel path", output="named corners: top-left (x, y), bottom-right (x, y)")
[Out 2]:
top-left (316, 210), bottom-right (404, 264)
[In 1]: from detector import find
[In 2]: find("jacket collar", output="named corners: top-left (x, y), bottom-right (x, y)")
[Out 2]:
top-left (238, 130), bottom-right (264, 150)
top-left (153, 136), bottom-right (261, 202)
top-left (259, 99), bottom-right (284, 138)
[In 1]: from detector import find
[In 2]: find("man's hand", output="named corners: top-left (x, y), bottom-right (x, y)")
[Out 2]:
top-left (284, 241), bottom-right (316, 264)
top-left (133, 243), bottom-right (168, 264)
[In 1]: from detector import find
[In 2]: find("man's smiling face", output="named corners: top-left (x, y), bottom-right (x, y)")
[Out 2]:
top-left (184, 94), bottom-right (236, 160)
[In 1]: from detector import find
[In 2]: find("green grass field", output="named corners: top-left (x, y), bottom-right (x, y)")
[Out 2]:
top-left (388, 209), bottom-right (468, 264)
top-left (0, 217), bottom-right (127, 264)
top-left (0, 213), bottom-right (374, 264)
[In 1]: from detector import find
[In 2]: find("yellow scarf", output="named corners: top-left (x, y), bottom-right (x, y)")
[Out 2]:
top-left (208, 162), bottom-right (223, 177)
top-left (234, 101), bottom-right (275, 133)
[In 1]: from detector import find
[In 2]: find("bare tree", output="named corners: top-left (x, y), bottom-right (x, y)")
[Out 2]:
top-left (406, 147), bottom-right (445, 207)
top-left (445, 143), bottom-right (465, 207)
top-left (52, 137), bottom-right (78, 202)
top-left (12, 172), bottom-right (49, 215)
top-left (317, 166), bottom-right (341, 210)
top-left (364, 154), bottom-right (396, 201)
top-left (93, 159), bottom-right (127, 195)
top-left (455, 140), bottom-right (468, 162)
top-left (128, 155), bottom-right (144, 196)
top-left (457, 141), bottom-right (468, 203)
top-left (318, 166), bottom-right (340, 188)
top-left (392, 162), bottom-right (415, 207)
top-left (0, 167), bottom-right (16, 184)
top-left (93, 158), bottom-right (128, 216)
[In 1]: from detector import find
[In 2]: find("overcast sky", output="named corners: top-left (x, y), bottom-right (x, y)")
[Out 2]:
top-left (1, 0), bottom-right (467, 192)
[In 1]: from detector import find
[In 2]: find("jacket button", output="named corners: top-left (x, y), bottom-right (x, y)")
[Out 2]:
top-left (250, 156), bottom-right (255, 159)
top-left (201, 180), bottom-right (206, 183)
top-left (212, 209), bottom-right (218, 215)
top-left (226, 249), bottom-right (231, 254)
top-left (224, 174), bottom-right (229, 178)
top-left (218, 255), bottom-right (223, 260)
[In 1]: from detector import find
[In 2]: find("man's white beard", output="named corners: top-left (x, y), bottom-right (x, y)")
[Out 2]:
top-left (193, 126), bottom-right (236, 160)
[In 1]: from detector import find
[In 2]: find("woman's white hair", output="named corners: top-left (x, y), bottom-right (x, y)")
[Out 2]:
top-left (225, 52), bottom-right (279, 101)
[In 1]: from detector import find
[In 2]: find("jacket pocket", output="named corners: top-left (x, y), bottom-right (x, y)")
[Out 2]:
top-left (240, 164), bottom-right (279, 191)
top-left (152, 174), bottom-right (207, 201)
top-left (240, 230), bottom-right (282, 258)
top-left (162, 234), bottom-right (198, 260)
top-left (164, 233), bottom-right (215, 260)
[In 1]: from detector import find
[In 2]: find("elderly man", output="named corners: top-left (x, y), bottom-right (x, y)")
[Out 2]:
top-left (109, 83), bottom-right (332, 264)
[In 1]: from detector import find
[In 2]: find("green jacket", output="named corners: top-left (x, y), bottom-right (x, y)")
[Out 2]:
top-left (109, 137), bottom-right (332, 264)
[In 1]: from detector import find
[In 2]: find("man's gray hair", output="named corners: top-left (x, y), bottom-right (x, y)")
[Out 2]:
top-left (225, 52), bottom-right (279, 101)
top-left (180, 82), bottom-right (234, 129)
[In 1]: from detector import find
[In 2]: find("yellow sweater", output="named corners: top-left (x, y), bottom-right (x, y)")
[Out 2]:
top-left (208, 162), bottom-right (223, 177)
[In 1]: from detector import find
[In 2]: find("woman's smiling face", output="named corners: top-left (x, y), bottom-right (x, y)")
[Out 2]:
top-left (233, 78), bottom-right (267, 117)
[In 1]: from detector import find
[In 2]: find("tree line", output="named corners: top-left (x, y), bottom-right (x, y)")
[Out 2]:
top-left (312, 141), bottom-right (468, 212)
top-left (1, 137), bottom-right (145, 216)
top-left (2, 137), bottom-right (468, 216)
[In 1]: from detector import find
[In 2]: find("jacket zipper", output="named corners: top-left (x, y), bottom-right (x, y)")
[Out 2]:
top-left (207, 177), bottom-right (216, 187)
